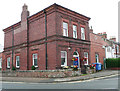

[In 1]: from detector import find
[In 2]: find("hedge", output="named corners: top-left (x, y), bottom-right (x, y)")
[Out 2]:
top-left (106, 58), bottom-right (120, 68)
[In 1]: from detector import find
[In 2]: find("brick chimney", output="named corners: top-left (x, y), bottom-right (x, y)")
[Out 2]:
top-left (110, 36), bottom-right (116, 42)
top-left (90, 26), bottom-right (93, 33)
top-left (20, 4), bottom-right (30, 42)
top-left (21, 4), bottom-right (29, 22)
top-left (97, 32), bottom-right (107, 39)
top-left (21, 4), bottom-right (29, 38)
top-left (102, 32), bottom-right (107, 39)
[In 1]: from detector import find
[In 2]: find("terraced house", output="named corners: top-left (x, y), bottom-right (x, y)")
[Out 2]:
top-left (2, 3), bottom-right (91, 71)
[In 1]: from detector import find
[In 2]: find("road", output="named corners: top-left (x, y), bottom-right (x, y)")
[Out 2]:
top-left (1, 75), bottom-right (119, 90)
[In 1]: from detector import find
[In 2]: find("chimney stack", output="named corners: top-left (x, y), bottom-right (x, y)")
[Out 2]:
top-left (102, 32), bottom-right (107, 39)
top-left (90, 26), bottom-right (93, 33)
top-left (21, 4), bottom-right (29, 22)
top-left (110, 36), bottom-right (116, 42)
top-left (97, 32), bottom-right (107, 39)
top-left (21, 4), bottom-right (29, 31)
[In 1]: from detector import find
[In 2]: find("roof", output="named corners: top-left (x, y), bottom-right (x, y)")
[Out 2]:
top-left (3, 3), bottom-right (91, 32)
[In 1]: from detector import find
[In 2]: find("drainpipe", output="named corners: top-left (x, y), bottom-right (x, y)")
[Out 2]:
top-left (27, 18), bottom-right (29, 70)
top-left (104, 46), bottom-right (106, 69)
top-left (116, 45), bottom-right (118, 58)
top-left (43, 9), bottom-right (48, 70)
top-left (12, 27), bottom-right (14, 69)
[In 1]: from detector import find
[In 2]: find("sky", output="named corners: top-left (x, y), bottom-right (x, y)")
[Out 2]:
top-left (0, 0), bottom-right (119, 49)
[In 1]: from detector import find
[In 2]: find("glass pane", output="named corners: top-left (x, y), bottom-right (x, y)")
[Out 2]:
top-left (73, 31), bottom-right (76, 38)
top-left (17, 60), bottom-right (20, 66)
top-left (63, 22), bottom-right (68, 36)
top-left (63, 22), bottom-right (68, 29)
top-left (61, 58), bottom-right (65, 65)
top-left (84, 52), bottom-right (88, 58)
top-left (33, 54), bottom-right (38, 66)
top-left (81, 27), bottom-right (85, 39)
top-left (96, 54), bottom-right (99, 63)
top-left (7, 57), bottom-right (10, 67)
top-left (34, 59), bottom-right (37, 66)
top-left (63, 28), bottom-right (68, 36)
top-left (61, 52), bottom-right (65, 58)
top-left (81, 27), bottom-right (84, 33)
top-left (73, 25), bottom-right (77, 38)
top-left (61, 51), bottom-right (67, 66)
top-left (8, 60), bottom-right (10, 66)
top-left (16, 56), bottom-right (20, 67)
top-left (73, 25), bottom-right (77, 31)
top-left (35, 54), bottom-right (37, 59)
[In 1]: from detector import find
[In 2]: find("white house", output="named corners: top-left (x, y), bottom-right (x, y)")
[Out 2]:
top-left (105, 38), bottom-right (120, 58)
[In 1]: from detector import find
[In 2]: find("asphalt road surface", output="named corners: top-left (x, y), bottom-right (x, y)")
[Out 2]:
top-left (1, 75), bottom-right (119, 90)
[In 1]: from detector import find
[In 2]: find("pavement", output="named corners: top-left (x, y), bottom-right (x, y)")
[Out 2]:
top-left (1, 70), bottom-right (119, 83)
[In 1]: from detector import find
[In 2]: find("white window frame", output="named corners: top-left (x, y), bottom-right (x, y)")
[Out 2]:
top-left (117, 45), bottom-right (119, 53)
top-left (81, 27), bottom-right (85, 40)
top-left (61, 51), bottom-right (67, 67)
top-left (95, 54), bottom-right (99, 63)
top-left (16, 56), bottom-right (20, 68)
top-left (7, 57), bottom-right (10, 68)
top-left (107, 47), bottom-right (111, 52)
top-left (84, 52), bottom-right (88, 65)
top-left (32, 53), bottom-right (38, 67)
top-left (73, 25), bottom-right (77, 38)
top-left (0, 58), bottom-right (2, 68)
top-left (63, 22), bottom-right (68, 37)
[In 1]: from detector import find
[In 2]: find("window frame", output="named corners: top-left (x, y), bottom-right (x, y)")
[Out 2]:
top-left (95, 54), bottom-right (99, 63)
top-left (32, 53), bottom-right (38, 67)
top-left (7, 57), bottom-right (10, 68)
top-left (117, 45), bottom-right (119, 53)
top-left (73, 24), bottom-right (77, 39)
top-left (84, 52), bottom-right (89, 65)
top-left (62, 21), bottom-right (69, 37)
top-left (81, 27), bottom-right (85, 40)
top-left (61, 51), bottom-right (67, 67)
top-left (16, 56), bottom-right (20, 68)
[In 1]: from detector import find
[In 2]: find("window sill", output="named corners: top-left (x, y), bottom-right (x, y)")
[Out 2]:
top-left (61, 65), bottom-right (67, 67)
top-left (16, 67), bottom-right (20, 69)
top-left (35, 66), bottom-right (38, 68)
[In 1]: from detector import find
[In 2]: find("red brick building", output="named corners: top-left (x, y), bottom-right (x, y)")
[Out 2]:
top-left (90, 29), bottom-right (108, 65)
top-left (2, 4), bottom-right (91, 71)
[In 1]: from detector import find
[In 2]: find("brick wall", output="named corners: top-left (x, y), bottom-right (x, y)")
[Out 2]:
top-left (2, 69), bottom-right (81, 78)
top-left (90, 33), bottom-right (107, 65)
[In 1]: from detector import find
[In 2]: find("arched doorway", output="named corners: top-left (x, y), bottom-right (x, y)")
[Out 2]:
top-left (73, 51), bottom-right (80, 68)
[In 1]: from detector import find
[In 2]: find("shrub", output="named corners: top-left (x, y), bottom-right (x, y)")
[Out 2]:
top-left (106, 58), bottom-right (120, 68)
top-left (31, 65), bottom-right (36, 70)
top-left (12, 66), bottom-right (16, 71)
